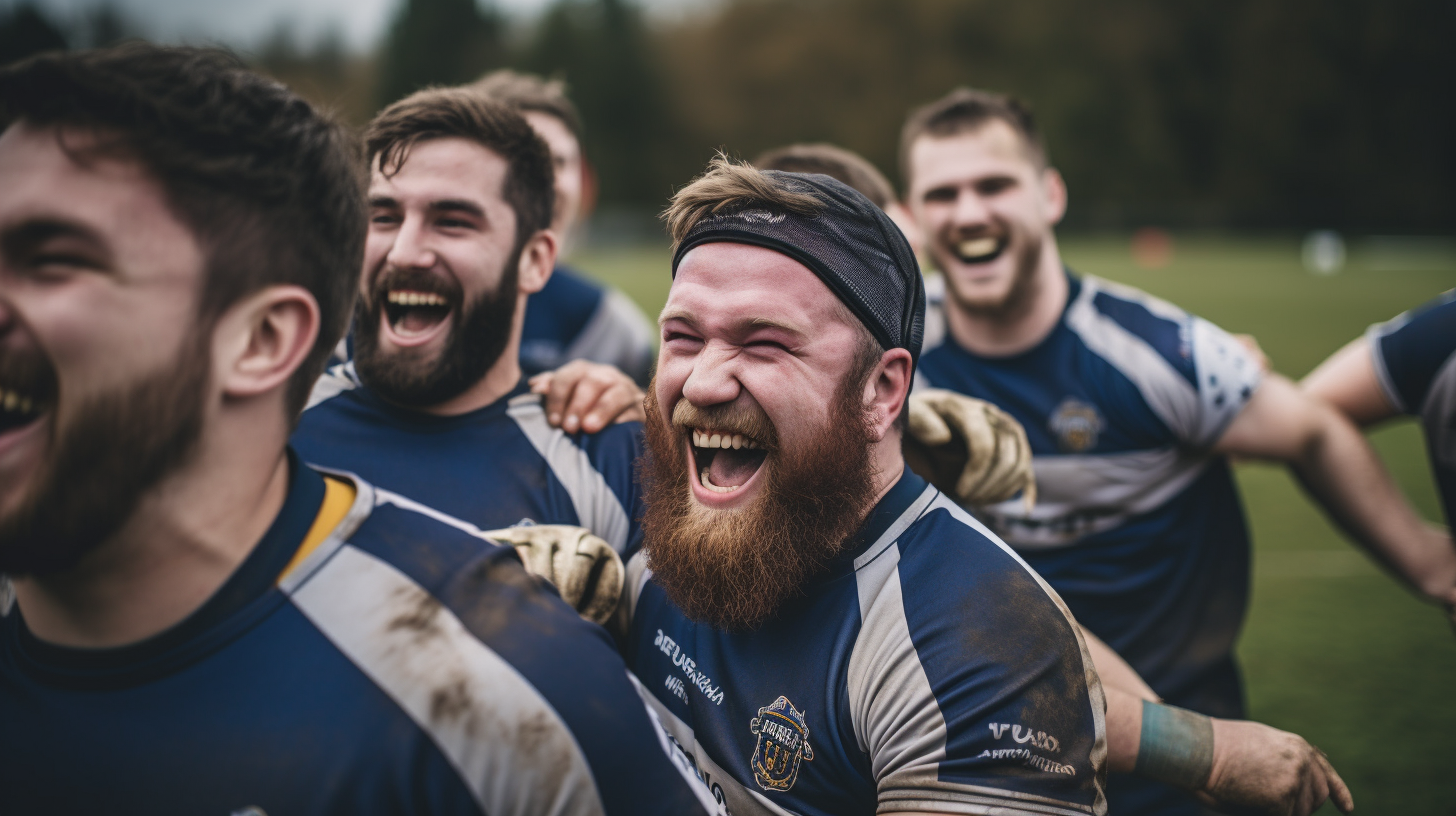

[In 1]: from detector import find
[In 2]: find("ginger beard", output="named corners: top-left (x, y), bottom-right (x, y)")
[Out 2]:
top-left (936, 221), bottom-right (1045, 318)
top-left (0, 330), bottom-right (209, 576)
top-left (640, 355), bottom-right (880, 631)
top-left (352, 249), bottom-right (520, 408)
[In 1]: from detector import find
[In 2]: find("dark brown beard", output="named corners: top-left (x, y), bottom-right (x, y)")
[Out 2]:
top-left (941, 228), bottom-right (1045, 320)
top-left (640, 365), bottom-right (880, 631)
top-left (0, 331), bottom-right (210, 577)
top-left (353, 251), bottom-right (520, 409)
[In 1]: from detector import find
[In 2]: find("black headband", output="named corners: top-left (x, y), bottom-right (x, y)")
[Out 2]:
top-left (670, 171), bottom-right (925, 366)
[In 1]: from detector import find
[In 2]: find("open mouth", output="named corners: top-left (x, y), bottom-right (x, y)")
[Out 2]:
top-left (689, 427), bottom-right (768, 495)
top-left (0, 359), bottom-right (55, 441)
top-left (381, 288), bottom-right (453, 343)
top-left (952, 236), bottom-right (1007, 265)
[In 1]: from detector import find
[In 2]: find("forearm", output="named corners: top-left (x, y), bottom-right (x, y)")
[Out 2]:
top-left (1290, 410), bottom-right (1456, 598)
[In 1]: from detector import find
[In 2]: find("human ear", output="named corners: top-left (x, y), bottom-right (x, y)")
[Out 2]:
top-left (863, 347), bottom-right (914, 442)
top-left (214, 285), bottom-right (320, 400)
top-left (517, 229), bottom-right (558, 296)
top-left (1041, 166), bottom-right (1068, 226)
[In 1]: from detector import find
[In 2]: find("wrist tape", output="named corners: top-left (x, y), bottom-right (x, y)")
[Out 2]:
top-left (1135, 700), bottom-right (1214, 790)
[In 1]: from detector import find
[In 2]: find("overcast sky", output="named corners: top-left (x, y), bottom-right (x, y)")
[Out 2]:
top-left (10, 0), bottom-right (716, 52)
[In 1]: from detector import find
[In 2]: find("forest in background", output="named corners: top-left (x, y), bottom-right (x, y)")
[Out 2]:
top-left (3, 0), bottom-right (1453, 231)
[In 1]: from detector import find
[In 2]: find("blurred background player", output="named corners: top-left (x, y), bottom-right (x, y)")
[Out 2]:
top-left (0, 43), bottom-right (717, 815)
top-left (900, 86), bottom-right (1441, 815)
top-left (293, 87), bottom-right (651, 568)
top-left (625, 156), bottom-right (1108, 816)
top-left (1303, 291), bottom-right (1456, 619)
top-left (474, 69), bottom-right (656, 388)
top-left (756, 139), bottom-right (1354, 816)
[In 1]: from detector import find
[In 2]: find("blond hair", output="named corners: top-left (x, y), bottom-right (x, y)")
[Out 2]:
top-left (662, 154), bottom-right (823, 251)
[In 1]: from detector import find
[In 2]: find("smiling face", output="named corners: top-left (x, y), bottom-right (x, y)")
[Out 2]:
top-left (906, 120), bottom-right (1066, 317)
top-left (0, 123), bottom-right (211, 574)
top-left (354, 137), bottom-right (527, 409)
top-left (642, 243), bottom-right (886, 629)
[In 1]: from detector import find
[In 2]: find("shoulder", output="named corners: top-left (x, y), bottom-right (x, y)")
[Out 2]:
top-left (283, 476), bottom-right (715, 816)
top-left (303, 362), bottom-right (363, 413)
top-left (535, 264), bottom-right (607, 320)
top-left (1068, 275), bottom-right (1260, 446)
top-left (1368, 289), bottom-right (1456, 414)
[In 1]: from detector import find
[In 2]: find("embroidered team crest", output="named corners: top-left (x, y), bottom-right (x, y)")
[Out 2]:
top-left (749, 695), bottom-right (814, 791)
top-left (1049, 398), bottom-right (1104, 453)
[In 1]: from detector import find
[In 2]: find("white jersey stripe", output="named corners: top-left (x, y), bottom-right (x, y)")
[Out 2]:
top-left (286, 542), bottom-right (606, 816)
top-left (507, 394), bottom-right (633, 552)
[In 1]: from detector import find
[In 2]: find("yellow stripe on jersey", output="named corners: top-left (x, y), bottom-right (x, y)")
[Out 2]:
top-left (278, 476), bottom-right (358, 583)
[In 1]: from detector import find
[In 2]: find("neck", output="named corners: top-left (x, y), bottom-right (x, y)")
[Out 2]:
top-left (869, 433), bottom-right (907, 507)
top-left (944, 241), bottom-right (1069, 357)
top-left (417, 294), bottom-right (527, 417)
top-left (12, 416), bottom-right (292, 649)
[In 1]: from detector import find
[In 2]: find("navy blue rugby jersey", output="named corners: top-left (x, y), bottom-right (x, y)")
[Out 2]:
top-left (295, 365), bottom-right (645, 557)
top-left (917, 272), bottom-right (1262, 717)
top-left (521, 264), bottom-right (657, 387)
top-left (1370, 289), bottom-right (1456, 526)
top-left (0, 455), bottom-right (718, 816)
top-left (623, 469), bottom-right (1108, 816)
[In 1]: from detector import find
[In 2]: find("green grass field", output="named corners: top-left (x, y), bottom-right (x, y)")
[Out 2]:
top-left (571, 234), bottom-right (1456, 813)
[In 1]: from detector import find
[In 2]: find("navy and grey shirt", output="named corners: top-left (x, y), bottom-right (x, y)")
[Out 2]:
top-left (624, 468), bottom-right (1108, 816)
top-left (0, 457), bottom-right (717, 816)
top-left (521, 264), bottom-right (656, 387)
top-left (295, 364), bottom-right (645, 557)
top-left (917, 272), bottom-right (1261, 718)
top-left (1369, 289), bottom-right (1456, 526)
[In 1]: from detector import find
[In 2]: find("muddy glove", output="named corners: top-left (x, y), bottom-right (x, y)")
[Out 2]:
top-left (484, 525), bottom-right (624, 625)
top-left (903, 389), bottom-right (1037, 510)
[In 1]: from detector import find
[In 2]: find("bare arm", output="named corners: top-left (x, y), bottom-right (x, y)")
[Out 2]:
top-left (1215, 373), bottom-right (1456, 603)
top-left (1301, 335), bottom-right (1399, 427)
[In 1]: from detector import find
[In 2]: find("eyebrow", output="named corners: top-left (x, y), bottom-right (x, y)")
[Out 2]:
top-left (0, 217), bottom-right (109, 262)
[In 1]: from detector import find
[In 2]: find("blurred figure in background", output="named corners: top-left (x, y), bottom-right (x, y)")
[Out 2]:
top-left (1303, 290), bottom-right (1456, 622)
top-left (899, 86), bottom-right (1443, 815)
top-left (0, 43), bottom-right (715, 815)
top-left (474, 70), bottom-right (656, 388)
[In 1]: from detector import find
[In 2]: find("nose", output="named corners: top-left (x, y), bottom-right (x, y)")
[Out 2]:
top-left (385, 216), bottom-right (436, 270)
top-left (951, 188), bottom-right (992, 229)
top-left (680, 341), bottom-right (743, 408)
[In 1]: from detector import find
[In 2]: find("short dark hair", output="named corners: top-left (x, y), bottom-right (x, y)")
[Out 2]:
top-left (0, 43), bottom-right (366, 419)
top-left (900, 87), bottom-right (1047, 184)
top-left (366, 87), bottom-right (554, 254)
top-left (753, 143), bottom-right (898, 210)
top-left (471, 69), bottom-right (583, 143)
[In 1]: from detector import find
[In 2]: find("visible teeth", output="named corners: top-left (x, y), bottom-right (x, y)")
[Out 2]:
top-left (700, 468), bottom-right (739, 493)
top-left (690, 428), bottom-right (762, 450)
top-left (0, 387), bottom-right (38, 416)
top-left (957, 237), bottom-right (999, 258)
top-left (387, 290), bottom-right (447, 307)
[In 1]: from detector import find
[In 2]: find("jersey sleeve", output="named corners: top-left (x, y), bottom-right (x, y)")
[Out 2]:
top-left (1367, 290), bottom-right (1456, 415)
top-left (851, 505), bottom-right (1106, 814)
top-left (1184, 316), bottom-right (1263, 447)
top-left (437, 545), bottom-right (718, 816)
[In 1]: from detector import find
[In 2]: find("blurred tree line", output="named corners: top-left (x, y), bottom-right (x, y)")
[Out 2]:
top-left (3, 0), bottom-right (1451, 231)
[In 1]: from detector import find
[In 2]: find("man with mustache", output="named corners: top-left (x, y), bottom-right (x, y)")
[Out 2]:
top-left (620, 156), bottom-right (1108, 816)
top-left (755, 140), bottom-right (1362, 816)
top-left (293, 88), bottom-right (651, 572)
top-left (0, 44), bottom-right (718, 814)
top-left (903, 87), bottom-right (1441, 814)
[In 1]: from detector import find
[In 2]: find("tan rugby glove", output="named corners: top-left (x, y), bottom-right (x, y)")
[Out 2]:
top-left (484, 525), bottom-right (624, 626)
top-left (903, 389), bottom-right (1037, 510)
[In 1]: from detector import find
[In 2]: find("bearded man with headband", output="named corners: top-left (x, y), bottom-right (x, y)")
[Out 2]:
top-left (618, 156), bottom-right (1108, 816)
